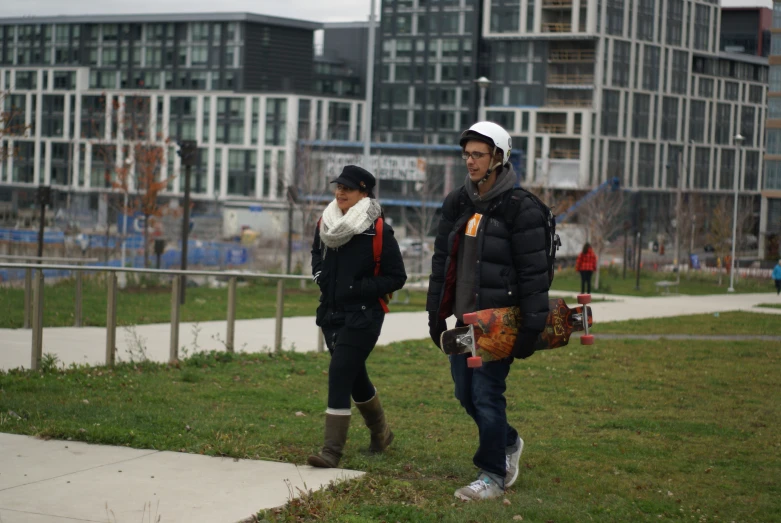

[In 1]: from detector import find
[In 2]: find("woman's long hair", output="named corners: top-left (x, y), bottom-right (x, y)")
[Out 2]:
top-left (582, 243), bottom-right (591, 255)
top-left (366, 189), bottom-right (385, 219)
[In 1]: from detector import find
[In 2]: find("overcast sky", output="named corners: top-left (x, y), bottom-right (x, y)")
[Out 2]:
top-left (1, 0), bottom-right (771, 24)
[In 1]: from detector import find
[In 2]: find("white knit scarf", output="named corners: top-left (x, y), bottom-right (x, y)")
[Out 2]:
top-left (319, 197), bottom-right (382, 249)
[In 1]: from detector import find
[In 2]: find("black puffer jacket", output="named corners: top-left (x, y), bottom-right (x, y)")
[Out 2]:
top-left (426, 186), bottom-right (550, 332)
top-left (312, 219), bottom-right (407, 329)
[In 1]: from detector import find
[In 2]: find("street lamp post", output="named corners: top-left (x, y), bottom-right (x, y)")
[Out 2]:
top-left (475, 77), bottom-right (491, 121)
top-left (363, 0), bottom-right (377, 181)
top-left (728, 133), bottom-right (744, 293)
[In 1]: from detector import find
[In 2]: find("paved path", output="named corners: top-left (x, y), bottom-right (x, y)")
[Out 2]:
top-left (1, 290), bottom-right (779, 522)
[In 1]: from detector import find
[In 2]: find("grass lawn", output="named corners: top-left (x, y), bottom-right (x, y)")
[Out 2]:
top-left (598, 311), bottom-right (781, 336)
top-left (1, 267), bottom-right (773, 330)
top-left (756, 303), bottom-right (781, 310)
top-left (552, 266), bottom-right (773, 297)
top-left (1, 314), bottom-right (779, 522)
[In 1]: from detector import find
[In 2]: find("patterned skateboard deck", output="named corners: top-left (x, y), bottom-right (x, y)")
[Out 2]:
top-left (440, 298), bottom-right (594, 363)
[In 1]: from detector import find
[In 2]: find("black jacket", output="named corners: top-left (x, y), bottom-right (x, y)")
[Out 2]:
top-left (312, 219), bottom-right (407, 328)
top-left (426, 186), bottom-right (550, 332)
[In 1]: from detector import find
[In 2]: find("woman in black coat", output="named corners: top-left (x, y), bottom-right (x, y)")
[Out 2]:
top-left (307, 165), bottom-right (407, 468)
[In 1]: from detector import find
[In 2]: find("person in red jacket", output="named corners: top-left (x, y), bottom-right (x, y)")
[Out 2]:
top-left (575, 243), bottom-right (597, 294)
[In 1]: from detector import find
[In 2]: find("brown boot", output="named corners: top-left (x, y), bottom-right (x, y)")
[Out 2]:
top-left (307, 413), bottom-right (351, 468)
top-left (355, 394), bottom-right (394, 453)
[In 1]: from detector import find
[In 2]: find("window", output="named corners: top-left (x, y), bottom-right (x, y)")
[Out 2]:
top-left (714, 104), bottom-right (731, 145)
top-left (749, 85), bottom-right (764, 104)
top-left (670, 51), bottom-right (688, 94)
top-left (490, 1), bottom-right (520, 33)
top-left (770, 98), bottom-right (781, 119)
top-left (719, 149), bottom-right (735, 190)
top-left (396, 15), bottom-right (412, 34)
top-left (607, 140), bottom-right (625, 179)
top-left (666, 0), bottom-right (683, 46)
top-left (632, 93), bottom-right (650, 139)
top-left (767, 129), bottom-right (781, 155)
top-left (724, 82), bottom-right (739, 101)
top-left (661, 97), bottom-right (678, 140)
top-left (642, 45), bottom-right (660, 90)
top-left (265, 98), bottom-right (287, 146)
top-left (766, 161), bottom-right (781, 190)
top-left (636, 0), bottom-right (655, 41)
top-left (699, 77), bottom-right (714, 97)
top-left (693, 148), bottom-right (710, 189)
top-left (638, 144), bottom-right (655, 187)
top-left (612, 40), bottom-right (630, 87)
top-left (606, 0), bottom-right (624, 36)
top-left (689, 100), bottom-right (705, 142)
top-left (744, 151), bottom-right (758, 191)
top-left (601, 90), bottom-right (620, 136)
top-left (740, 106), bottom-right (755, 147)
top-left (694, 5), bottom-right (710, 51)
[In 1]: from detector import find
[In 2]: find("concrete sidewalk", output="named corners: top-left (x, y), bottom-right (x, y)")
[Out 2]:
top-left (1, 291), bottom-right (779, 522)
top-left (0, 433), bottom-right (362, 523)
top-left (1, 292), bottom-right (779, 371)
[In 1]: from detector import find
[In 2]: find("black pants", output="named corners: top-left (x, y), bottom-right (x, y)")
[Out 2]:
top-left (321, 316), bottom-right (384, 410)
top-left (580, 270), bottom-right (593, 294)
top-left (775, 279), bottom-right (781, 294)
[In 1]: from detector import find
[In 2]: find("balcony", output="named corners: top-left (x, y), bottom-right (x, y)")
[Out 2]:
top-left (542, 22), bottom-right (572, 33)
top-left (548, 73), bottom-right (595, 85)
top-left (543, 0), bottom-right (573, 8)
top-left (546, 98), bottom-right (592, 108)
top-left (549, 149), bottom-right (580, 159)
top-left (537, 123), bottom-right (567, 134)
top-left (549, 49), bottom-right (595, 61)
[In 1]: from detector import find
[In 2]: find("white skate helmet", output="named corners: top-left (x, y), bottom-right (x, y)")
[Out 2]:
top-left (459, 121), bottom-right (512, 166)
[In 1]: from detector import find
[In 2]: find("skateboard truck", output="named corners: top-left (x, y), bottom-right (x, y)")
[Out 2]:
top-left (577, 294), bottom-right (594, 345)
top-left (461, 313), bottom-right (483, 368)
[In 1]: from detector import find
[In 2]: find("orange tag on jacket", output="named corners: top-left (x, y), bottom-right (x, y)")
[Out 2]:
top-left (465, 213), bottom-right (483, 237)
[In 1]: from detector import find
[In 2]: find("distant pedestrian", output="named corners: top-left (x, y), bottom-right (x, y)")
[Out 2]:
top-left (772, 259), bottom-right (781, 295)
top-left (575, 243), bottom-right (597, 294)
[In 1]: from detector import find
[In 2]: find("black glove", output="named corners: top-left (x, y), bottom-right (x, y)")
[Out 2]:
top-left (512, 329), bottom-right (541, 359)
top-left (428, 311), bottom-right (447, 349)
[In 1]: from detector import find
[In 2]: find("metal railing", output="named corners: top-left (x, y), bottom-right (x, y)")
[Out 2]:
top-left (537, 123), bottom-right (567, 134)
top-left (542, 22), bottom-right (572, 33)
top-left (549, 49), bottom-right (595, 62)
top-left (0, 262), bottom-right (316, 370)
top-left (1, 255), bottom-right (100, 329)
top-left (548, 73), bottom-right (595, 85)
top-left (543, 0), bottom-right (573, 6)
top-left (1, 261), bottom-right (431, 371)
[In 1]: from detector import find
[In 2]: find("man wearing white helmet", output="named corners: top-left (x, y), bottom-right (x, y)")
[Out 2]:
top-left (427, 121), bottom-right (550, 501)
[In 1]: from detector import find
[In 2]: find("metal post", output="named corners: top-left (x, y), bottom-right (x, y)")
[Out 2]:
top-left (622, 222), bottom-right (628, 280)
top-left (170, 275), bottom-right (181, 362)
top-left (274, 279), bottom-right (284, 353)
top-left (74, 271), bottom-right (83, 327)
top-left (673, 148), bottom-right (684, 285)
top-left (226, 276), bottom-right (236, 352)
top-left (36, 187), bottom-right (49, 261)
top-left (728, 134), bottom-right (743, 292)
top-left (23, 268), bottom-right (32, 329)
top-left (178, 140), bottom-right (197, 304)
top-left (363, 0), bottom-right (377, 191)
top-left (31, 269), bottom-right (44, 370)
top-left (105, 272), bottom-right (117, 367)
top-left (635, 231), bottom-right (642, 291)
top-left (317, 328), bottom-right (325, 353)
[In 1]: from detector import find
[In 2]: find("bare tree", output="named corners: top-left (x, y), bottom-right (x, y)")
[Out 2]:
top-left (92, 95), bottom-right (174, 268)
top-left (705, 198), bottom-right (733, 286)
top-left (573, 184), bottom-right (626, 290)
top-left (1, 91), bottom-right (31, 161)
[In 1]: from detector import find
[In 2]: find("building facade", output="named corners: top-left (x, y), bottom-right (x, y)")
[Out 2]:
top-left (0, 14), bottom-right (365, 219)
top-left (374, 0), bottom-right (771, 253)
top-left (763, 1), bottom-right (781, 258)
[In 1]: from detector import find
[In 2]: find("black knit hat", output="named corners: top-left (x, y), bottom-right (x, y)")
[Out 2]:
top-left (331, 165), bottom-right (376, 192)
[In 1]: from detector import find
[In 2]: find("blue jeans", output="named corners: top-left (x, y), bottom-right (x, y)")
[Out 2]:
top-left (450, 353), bottom-right (518, 486)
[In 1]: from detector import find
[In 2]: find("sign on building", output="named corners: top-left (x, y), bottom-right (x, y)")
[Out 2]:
top-left (319, 153), bottom-right (427, 182)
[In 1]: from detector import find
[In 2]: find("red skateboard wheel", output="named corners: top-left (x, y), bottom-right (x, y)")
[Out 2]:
top-left (580, 334), bottom-right (595, 345)
top-left (467, 356), bottom-right (483, 368)
top-left (577, 294), bottom-right (592, 305)
top-left (463, 312), bottom-right (478, 325)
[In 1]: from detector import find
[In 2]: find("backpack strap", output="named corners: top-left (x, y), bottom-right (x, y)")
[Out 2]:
top-left (373, 217), bottom-right (390, 313)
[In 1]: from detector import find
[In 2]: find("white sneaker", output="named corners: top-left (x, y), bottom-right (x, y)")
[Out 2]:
top-left (454, 476), bottom-right (504, 501)
top-left (505, 436), bottom-right (524, 488)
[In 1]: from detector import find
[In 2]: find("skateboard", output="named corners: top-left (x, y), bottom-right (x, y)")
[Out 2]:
top-left (440, 295), bottom-right (594, 368)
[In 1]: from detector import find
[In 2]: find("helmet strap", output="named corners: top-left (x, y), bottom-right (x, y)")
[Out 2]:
top-left (477, 147), bottom-right (498, 185)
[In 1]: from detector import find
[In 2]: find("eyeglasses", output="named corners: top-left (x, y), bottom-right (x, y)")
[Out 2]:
top-left (335, 184), bottom-right (357, 193)
top-left (461, 151), bottom-right (490, 161)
